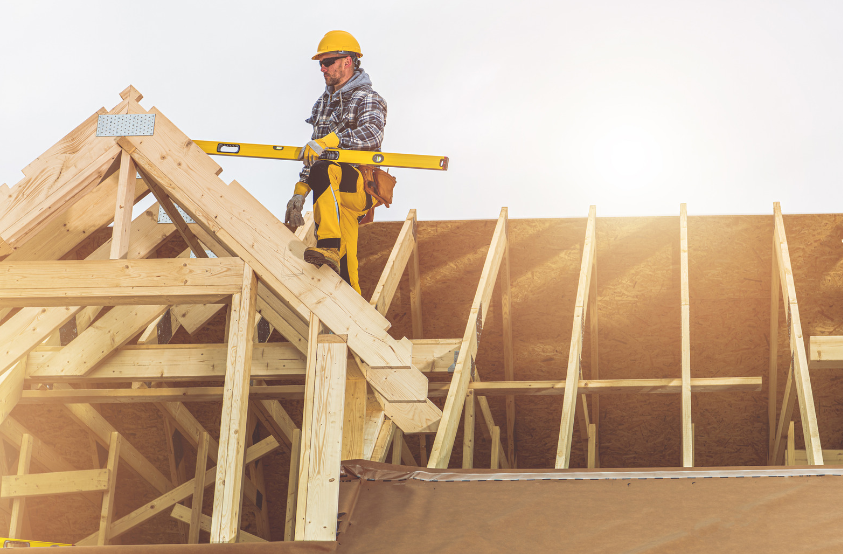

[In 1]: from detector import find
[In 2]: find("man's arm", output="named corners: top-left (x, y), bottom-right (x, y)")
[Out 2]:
top-left (338, 92), bottom-right (387, 151)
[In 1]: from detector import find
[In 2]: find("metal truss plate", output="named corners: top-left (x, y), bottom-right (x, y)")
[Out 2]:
top-left (96, 114), bottom-right (156, 136)
top-left (158, 204), bottom-right (195, 224)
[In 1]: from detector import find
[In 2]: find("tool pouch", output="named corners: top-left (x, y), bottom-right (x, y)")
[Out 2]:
top-left (358, 165), bottom-right (397, 208)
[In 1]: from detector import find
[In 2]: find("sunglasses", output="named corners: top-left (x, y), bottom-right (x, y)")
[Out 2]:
top-left (319, 56), bottom-right (347, 68)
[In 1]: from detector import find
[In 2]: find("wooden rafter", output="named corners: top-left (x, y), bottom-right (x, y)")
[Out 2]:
top-left (428, 208), bottom-right (508, 468)
top-left (555, 206), bottom-right (597, 469)
top-left (770, 202), bottom-right (823, 465)
top-left (680, 203), bottom-right (693, 467)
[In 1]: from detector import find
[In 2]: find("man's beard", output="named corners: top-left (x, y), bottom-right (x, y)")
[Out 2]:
top-left (324, 73), bottom-right (340, 87)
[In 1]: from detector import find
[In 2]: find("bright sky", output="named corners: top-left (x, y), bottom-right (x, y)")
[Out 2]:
top-left (2, 0), bottom-right (841, 222)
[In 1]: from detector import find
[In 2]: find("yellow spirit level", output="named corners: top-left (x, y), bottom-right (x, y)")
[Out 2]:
top-left (194, 140), bottom-right (448, 171)
top-left (1, 538), bottom-right (72, 548)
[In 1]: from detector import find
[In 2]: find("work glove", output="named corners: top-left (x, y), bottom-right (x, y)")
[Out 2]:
top-left (300, 132), bottom-right (340, 167)
top-left (285, 194), bottom-right (306, 229)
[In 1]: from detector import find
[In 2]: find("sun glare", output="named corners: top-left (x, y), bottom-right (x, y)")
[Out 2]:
top-left (593, 126), bottom-right (663, 188)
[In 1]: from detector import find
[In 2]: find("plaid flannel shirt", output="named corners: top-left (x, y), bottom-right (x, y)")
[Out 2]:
top-left (299, 69), bottom-right (387, 183)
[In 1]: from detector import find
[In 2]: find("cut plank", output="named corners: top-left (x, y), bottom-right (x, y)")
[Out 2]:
top-left (1, 468), bottom-right (109, 498)
top-left (0, 258), bottom-right (244, 307)
top-left (808, 336), bottom-right (843, 369)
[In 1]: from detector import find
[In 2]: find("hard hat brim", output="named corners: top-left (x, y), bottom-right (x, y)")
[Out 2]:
top-left (312, 50), bottom-right (363, 60)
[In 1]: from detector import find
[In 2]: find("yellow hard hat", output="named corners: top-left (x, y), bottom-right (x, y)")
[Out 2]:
top-left (312, 30), bottom-right (362, 60)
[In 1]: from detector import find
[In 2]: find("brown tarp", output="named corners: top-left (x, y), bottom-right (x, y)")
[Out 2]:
top-left (333, 461), bottom-right (843, 553)
top-left (51, 543), bottom-right (336, 554)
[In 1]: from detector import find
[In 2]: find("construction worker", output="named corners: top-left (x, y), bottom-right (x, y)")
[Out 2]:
top-left (284, 30), bottom-right (387, 295)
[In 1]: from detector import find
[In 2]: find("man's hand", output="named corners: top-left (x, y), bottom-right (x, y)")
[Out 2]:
top-left (301, 132), bottom-right (340, 166)
top-left (285, 193), bottom-right (306, 229)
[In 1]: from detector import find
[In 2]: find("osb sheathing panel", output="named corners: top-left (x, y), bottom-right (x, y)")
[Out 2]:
top-left (11, 213), bottom-right (843, 545)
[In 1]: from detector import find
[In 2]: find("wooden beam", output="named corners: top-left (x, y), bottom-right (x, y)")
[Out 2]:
top-left (771, 203), bottom-right (823, 465)
top-left (210, 264), bottom-right (258, 544)
top-left (500, 215), bottom-right (515, 467)
top-left (768, 234), bottom-right (780, 462)
top-left (462, 391), bottom-right (475, 469)
top-left (0, 258), bottom-right (244, 307)
top-left (392, 428), bottom-right (404, 465)
top-left (0, 360), bottom-right (24, 427)
top-left (342, 361), bottom-right (367, 460)
top-left (680, 203), bottom-right (692, 467)
top-left (284, 429), bottom-right (302, 541)
top-left (371, 420), bottom-right (395, 463)
top-left (362, 392), bottom-right (386, 461)
top-left (27, 343), bottom-right (306, 383)
top-left (295, 212), bottom-right (316, 247)
top-left (427, 377), bottom-right (762, 396)
top-left (1, 468), bottom-right (110, 498)
top-left (556, 206), bottom-right (597, 469)
top-left (428, 208), bottom-right (508, 468)
top-left (109, 150), bottom-right (138, 260)
top-left (161, 417), bottom-right (188, 543)
top-left (297, 334), bottom-right (349, 541)
top-left (408, 210), bottom-right (424, 340)
top-left (76, 436), bottom-right (280, 545)
top-left (808, 336), bottom-right (843, 369)
top-left (786, 421), bottom-right (795, 466)
top-left (20, 385), bottom-right (307, 404)
top-left (587, 424), bottom-right (596, 469)
top-left (8, 434), bottom-right (32, 539)
top-left (588, 227), bottom-right (600, 468)
top-left (189, 432), bottom-right (210, 544)
top-left (490, 426), bottom-right (501, 469)
top-left (370, 210), bottom-right (416, 316)
top-left (97, 432), bottom-right (122, 545)
top-left (294, 314), bottom-right (320, 538)
top-left (172, 504), bottom-right (265, 543)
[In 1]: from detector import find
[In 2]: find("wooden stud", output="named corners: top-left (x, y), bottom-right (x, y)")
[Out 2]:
top-left (768, 235), bottom-right (780, 462)
top-left (771, 203), bottom-right (823, 465)
top-left (162, 417), bottom-right (188, 543)
top-left (589, 231), bottom-right (599, 468)
top-left (587, 424), bottom-right (596, 469)
top-left (490, 426), bottom-right (501, 470)
top-left (342, 358), bottom-right (367, 460)
top-left (8, 434), bottom-right (32, 539)
top-left (392, 428), bottom-right (404, 466)
top-left (555, 206), bottom-right (597, 469)
top-left (97, 432), bottom-right (122, 545)
top-left (428, 208), bottom-right (508, 468)
top-left (680, 204), bottom-right (693, 467)
top-left (294, 313), bottom-right (321, 538)
top-left (299, 334), bottom-right (349, 541)
top-left (210, 263), bottom-right (258, 543)
top-left (463, 391), bottom-right (476, 469)
top-left (284, 429), bottom-right (302, 541)
top-left (109, 150), bottom-right (137, 260)
top-left (370, 421), bottom-right (395, 464)
top-left (786, 421), bottom-right (795, 466)
top-left (189, 432), bottom-right (210, 544)
top-left (408, 210), bottom-right (424, 340)
top-left (369, 210), bottom-right (416, 316)
top-left (500, 215), bottom-right (516, 468)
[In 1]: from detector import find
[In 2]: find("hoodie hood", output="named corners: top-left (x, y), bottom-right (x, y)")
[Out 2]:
top-left (326, 68), bottom-right (373, 98)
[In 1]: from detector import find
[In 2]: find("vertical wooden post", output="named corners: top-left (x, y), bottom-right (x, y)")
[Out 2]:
top-left (462, 391), bottom-right (475, 469)
top-left (680, 204), bottom-right (693, 467)
top-left (109, 150), bottom-right (137, 260)
top-left (501, 216), bottom-right (516, 468)
top-left (210, 264), bottom-right (258, 543)
top-left (419, 435), bottom-right (428, 466)
top-left (768, 235), bottom-right (780, 464)
top-left (8, 434), bottom-right (32, 539)
top-left (342, 359), bottom-right (367, 461)
top-left (587, 424), bottom-right (596, 469)
top-left (392, 428), bottom-right (404, 465)
top-left (408, 210), bottom-right (424, 340)
top-left (189, 432), bottom-right (210, 544)
top-left (284, 429), bottom-right (302, 541)
top-left (786, 421), bottom-right (795, 466)
top-left (97, 432), bottom-right (122, 545)
top-left (298, 334), bottom-right (348, 541)
top-left (294, 313), bottom-right (321, 538)
top-left (370, 421), bottom-right (395, 464)
top-left (490, 426), bottom-right (501, 470)
top-left (589, 231), bottom-right (599, 468)
top-left (162, 418), bottom-right (188, 542)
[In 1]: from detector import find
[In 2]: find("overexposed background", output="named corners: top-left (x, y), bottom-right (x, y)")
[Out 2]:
top-left (1, 0), bottom-right (841, 221)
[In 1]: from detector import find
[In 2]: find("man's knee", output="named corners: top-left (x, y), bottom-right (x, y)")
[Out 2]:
top-left (307, 160), bottom-right (336, 199)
